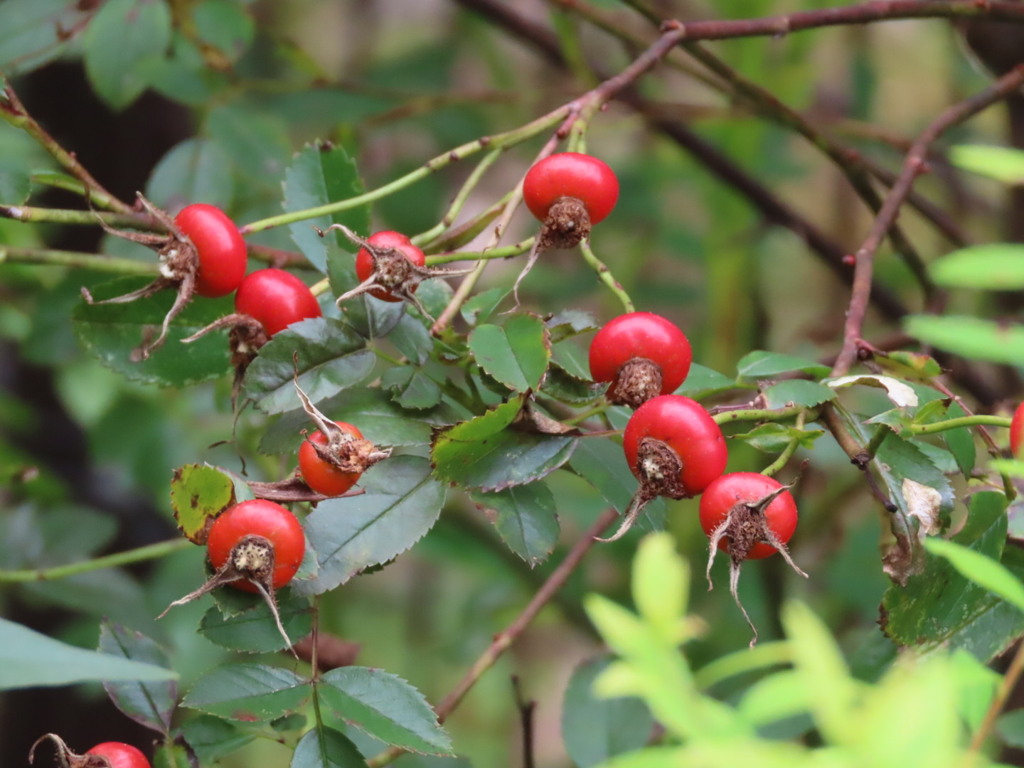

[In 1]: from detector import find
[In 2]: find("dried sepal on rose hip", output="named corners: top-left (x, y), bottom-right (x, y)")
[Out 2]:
top-left (600, 394), bottom-right (727, 543)
top-left (293, 370), bottom-right (391, 496)
top-left (30, 733), bottom-right (150, 768)
top-left (316, 225), bottom-right (472, 320)
top-left (512, 152), bottom-right (619, 306)
top-left (159, 499), bottom-right (305, 653)
top-left (699, 471), bottom-right (808, 647)
top-left (182, 268), bottom-right (322, 400)
top-left (81, 198), bottom-right (247, 360)
top-left (589, 312), bottom-right (692, 408)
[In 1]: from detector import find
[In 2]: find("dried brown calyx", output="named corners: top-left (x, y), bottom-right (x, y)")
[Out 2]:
top-left (597, 437), bottom-right (685, 544)
top-left (80, 194), bottom-right (199, 360)
top-left (182, 312), bottom-right (268, 406)
top-left (29, 734), bottom-right (112, 768)
top-left (705, 484), bottom-right (808, 648)
top-left (538, 196), bottom-right (591, 251)
top-left (606, 357), bottom-right (664, 409)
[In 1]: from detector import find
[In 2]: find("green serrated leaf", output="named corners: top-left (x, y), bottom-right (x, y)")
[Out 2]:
top-left (541, 363), bottom-right (604, 405)
top-left (98, 622), bottom-right (176, 736)
top-left (561, 656), bottom-right (654, 768)
top-left (949, 144), bottom-right (1024, 184)
top-left (905, 314), bottom-right (1024, 366)
top-left (181, 715), bottom-right (256, 763)
top-left (146, 138), bottom-right (234, 211)
top-left (0, 618), bottom-right (177, 691)
top-left (319, 667), bottom-right (453, 755)
top-left (678, 363), bottom-right (738, 398)
top-left (924, 538), bottom-right (1024, 612)
top-left (460, 286), bottom-right (508, 326)
top-left (431, 397), bottom-right (577, 491)
top-left (380, 366), bottom-right (443, 410)
top-left (388, 313), bottom-right (435, 365)
top-left (169, 463), bottom-right (237, 544)
top-left (182, 663), bottom-right (309, 721)
top-left (291, 727), bottom-right (367, 768)
top-left (243, 317), bottom-right (375, 414)
top-left (284, 143), bottom-right (370, 272)
top-left (761, 379), bottom-right (835, 410)
top-left (737, 350), bottom-right (830, 380)
top-left (200, 590), bottom-right (313, 653)
top-left (470, 482), bottom-right (560, 566)
top-left (298, 456), bottom-right (446, 595)
top-left (468, 313), bottom-right (550, 392)
top-left (882, 492), bottom-right (1024, 661)
top-left (83, 0), bottom-right (171, 109)
top-left (73, 277), bottom-right (233, 386)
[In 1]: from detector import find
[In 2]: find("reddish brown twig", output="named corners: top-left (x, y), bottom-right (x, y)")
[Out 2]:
top-left (832, 64), bottom-right (1024, 377)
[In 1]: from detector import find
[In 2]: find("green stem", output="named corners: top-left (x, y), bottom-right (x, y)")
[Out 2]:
top-left (578, 239), bottom-right (634, 313)
top-left (909, 414), bottom-right (1011, 436)
top-left (865, 424), bottom-right (890, 459)
top-left (2, 84), bottom-right (133, 214)
top-left (413, 147), bottom-right (506, 246)
top-left (712, 403), bottom-right (805, 426)
top-left (0, 538), bottom-right (192, 583)
top-left (29, 172), bottom-right (124, 212)
top-left (0, 245), bottom-right (160, 275)
top-left (761, 412), bottom-right (806, 477)
top-left (425, 239), bottom-right (533, 266)
top-left (240, 107), bottom-right (570, 235)
top-left (0, 205), bottom-right (158, 230)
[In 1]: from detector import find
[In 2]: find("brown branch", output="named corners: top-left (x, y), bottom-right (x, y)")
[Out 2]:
top-left (365, 507), bottom-right (619, 768)
top-left (832, 64), bottom-right (1024, 376)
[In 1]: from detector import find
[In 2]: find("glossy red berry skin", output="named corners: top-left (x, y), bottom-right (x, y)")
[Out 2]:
top-left (589, 312), bottom-right (693, 394)
top-left (355, 231), bottom-right (426, 302)
top-left (699, 472), bottom-right (798, 560)
top-left (234, 269), bottom-right (322, 337)
top-left (207, 500), bottom-right (305, 592)
top-left (623, 394), bottom-right (727, 496)
top-left (86, 742), bottom-right (151, 768)
top-left (522, 153), bottom-right (619, 225)
top-left (299, 422), bottom-right (364, 496)
top-left (174, 204), bottom-right (247, 298)
top-left (1012, 403), bottom-right (1024, 459)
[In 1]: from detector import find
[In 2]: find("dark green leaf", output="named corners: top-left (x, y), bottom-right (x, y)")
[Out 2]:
top-left (243, 318), bottom-right (375, 414)
top-left (182, 663), bottom-right (309, 721)
top-left (200, 590), bottom-right (313, 653)
top-left (73, 277), bottom-right (233, 386)
top-left (291, 727), bottom-right (367, 768)
top-left (431, 397), bottom-right (577, 491)
top-left (98, 622), bottom-right (176, 735)
top-left (924, 538), bottom-right (1024, 611)
top-left (562, 656), bottom-right (654, 767)
top-left (83, 0), bottom-right (171, 109)
top-left (181, 715), bottom-right (256, 763)
top-left (882, 492), bottom-right (1024, 662)
top-left (736, 350), bottom-right (829, 380)
top-left (380, 366), bottom-right (443, 410)
top-left (547, 309), bottom-right (600, 342)
top-left (541, 363), bottom-right (604, 405)
top-left (730, 423), bottom-right (824, 453)
top-left (284, 143), bottom-right (370, 272)
top-left (259, 387), bottom-right (443, 454)
top-left (470, 482), bottom-right (560, 566)
top-left (145, 138), bottom-right (234, 211)
top-left (905, 315), bottom-right (1024, 366)
top-left (0, 618), bottom-right (177, 690)
top-left (468, 313), bottom-right (550, 392)
top-left (0, 0), bottom-right (86, 76)
top-left (320, 667), bottom-right (453, 755)
top-left (206, 105), bottom-right (291, 182)
top-left (299, 456), bottom-right (446, 595)
top-left (193, 0), bottom-right (254, 64)
top-left (678, 363), bottom-right (737, 398)
top-left (389, 313), bottom-right (435, 365)
top-left (761, 380), bottom-right (835, 410)
top-left (875, 433), bottom-right (955, 522)
top-left (460, 286), bottom-right (508, 326)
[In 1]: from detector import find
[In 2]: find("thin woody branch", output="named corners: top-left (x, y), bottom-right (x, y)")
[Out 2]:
top-left (832, 64), bottom-right (1024, 377)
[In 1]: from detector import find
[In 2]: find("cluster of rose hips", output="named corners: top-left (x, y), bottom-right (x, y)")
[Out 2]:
top-left (529, 153), bottom-right (806, 643)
